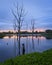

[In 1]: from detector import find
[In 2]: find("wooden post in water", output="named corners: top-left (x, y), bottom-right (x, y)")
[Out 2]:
top-left (22, 43), bottom-right (25, 54)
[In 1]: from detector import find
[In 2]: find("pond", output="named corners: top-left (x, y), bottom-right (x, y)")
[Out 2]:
top-left (0, 35), bottom-right (52, 62)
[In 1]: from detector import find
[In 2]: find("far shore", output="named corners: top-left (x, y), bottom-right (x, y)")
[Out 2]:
top-left (0, 31), bottom-right (52, 39)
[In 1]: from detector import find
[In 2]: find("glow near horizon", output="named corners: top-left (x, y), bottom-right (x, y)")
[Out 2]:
top-left (0, 29), bottom-right (45, 32)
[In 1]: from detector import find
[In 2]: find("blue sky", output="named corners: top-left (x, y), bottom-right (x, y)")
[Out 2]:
top-left (0, 0), bottom-right (52, 30)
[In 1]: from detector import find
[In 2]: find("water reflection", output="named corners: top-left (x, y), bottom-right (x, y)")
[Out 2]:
top-left (3, 35), bottom-right (46, 40)
top-left (0, 35), bottom-right (52, 62)
top-left (32, 36), bottom-right (34, 51)
top-left (3, 35), bottom-right (17, 39)
top-left (3, 36), bottom-right (9, 39)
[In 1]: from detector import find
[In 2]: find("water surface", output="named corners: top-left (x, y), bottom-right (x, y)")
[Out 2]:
top-left (0, 35), bottom-right (52, 62)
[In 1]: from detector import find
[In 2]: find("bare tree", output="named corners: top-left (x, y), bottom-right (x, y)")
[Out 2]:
top-left (12, 3), bottom-right (25, 55)
top-left (31, 19), bottom-right (35, 35)
top-left (13, 19), bottom-right (17, 32)
top-left (31, 19), bottom-right (35, 50)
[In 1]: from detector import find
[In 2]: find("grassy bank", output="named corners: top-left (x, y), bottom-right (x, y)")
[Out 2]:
top-left (0, 49), bottom-right (52, 65)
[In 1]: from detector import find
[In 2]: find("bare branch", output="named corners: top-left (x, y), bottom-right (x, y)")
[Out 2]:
top-left (11, 9), bottom-right (18, 22)
top-left (12, 2), bottom-right (26, 31)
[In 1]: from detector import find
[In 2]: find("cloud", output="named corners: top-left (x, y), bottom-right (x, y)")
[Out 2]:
top-left (0, 0), bottom-right (52, 30)
top-left (0, 22), bottom-right (13, 30)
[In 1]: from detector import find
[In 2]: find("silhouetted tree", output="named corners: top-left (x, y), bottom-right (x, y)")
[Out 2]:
top-left (12, 3), bottom-right (25, 55)
top-left (31, 19), bottom-right (35, 35)
top-left (35, 31), bottom-right (38, 34)
top-left (31, 19), bottom-right (35, 49)
top-left (45, 29), bottom-right (52, 33)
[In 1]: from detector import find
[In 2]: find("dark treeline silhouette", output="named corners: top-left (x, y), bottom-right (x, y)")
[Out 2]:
top-left (42, 29), bottom-right (52, 39)
top-left (45, 29), bottom-right (52, 33)
top-left (0, 29), bottom-right (52, 35)
top-left (0, 31), bottom-right (43, 34)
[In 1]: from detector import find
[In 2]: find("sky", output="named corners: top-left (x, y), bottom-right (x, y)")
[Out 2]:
top-left (0, 0), bottom-right (52, 31)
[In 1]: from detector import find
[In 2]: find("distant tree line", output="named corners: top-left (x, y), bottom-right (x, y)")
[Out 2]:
top-left (45, 30), bottom-right (52, 33)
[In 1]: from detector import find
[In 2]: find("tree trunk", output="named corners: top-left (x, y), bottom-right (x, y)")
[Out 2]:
top-left (18, 23), bottom-right (20, 55)
top-left (18, 30), bottom-right (20, 55)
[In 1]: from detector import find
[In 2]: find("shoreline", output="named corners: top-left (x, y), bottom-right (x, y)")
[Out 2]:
top-left (0, 49), bottom-right (52, 65)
